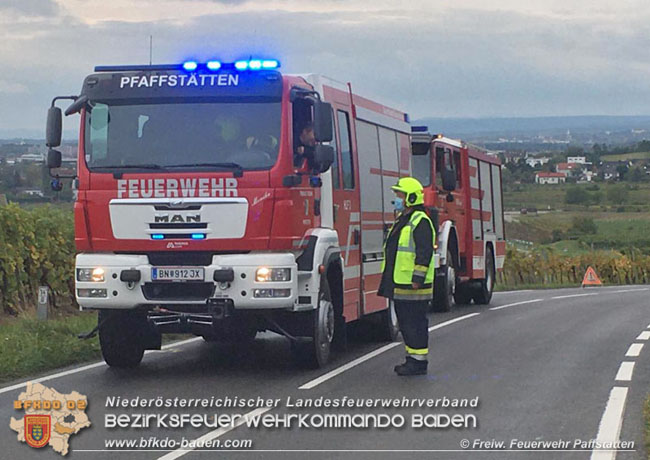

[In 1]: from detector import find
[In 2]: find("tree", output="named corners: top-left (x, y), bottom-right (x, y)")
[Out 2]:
top-left (565, 187), bottom-right (590, 205)
top-left (616, 164), bottom-right (629, 181)
top-left (571, 217), bottom-right (597, 235)
top-left (607, 185), bottom-right (629, 204)
top-left (628, 166), bottom-right (647, 182)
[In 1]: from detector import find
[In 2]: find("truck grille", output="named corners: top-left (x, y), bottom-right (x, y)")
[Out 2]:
top-left (147, 252), bottom-right (214, 266)
top-left (142, 282), bottom-right (215, 301)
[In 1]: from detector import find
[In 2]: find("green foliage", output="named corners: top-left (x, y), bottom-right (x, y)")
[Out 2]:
top-left (565, 187), bottom-right (590, 205)
top-left (499, 246), bottom-right (650, 288)
top-left (607, 185), bottom-right (630, 205)
top-left (571, 217), bottom-right (597, 235)
top-left (0, 313), bottom-right (100, 383)
top-left (0, 204), bottom-right (75, 315)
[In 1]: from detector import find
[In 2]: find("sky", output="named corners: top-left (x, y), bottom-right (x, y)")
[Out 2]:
top-left (2, 0), bottom-right (650, 137)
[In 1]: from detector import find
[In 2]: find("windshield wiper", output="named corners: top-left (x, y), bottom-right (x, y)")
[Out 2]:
top-left (166, 162), bottom-right (244, 177)
top-left (95, 164), bottom-right (165, 170)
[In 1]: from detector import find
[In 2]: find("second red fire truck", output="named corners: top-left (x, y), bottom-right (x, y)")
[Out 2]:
top-left (45, 58), bottom-right (505, 369)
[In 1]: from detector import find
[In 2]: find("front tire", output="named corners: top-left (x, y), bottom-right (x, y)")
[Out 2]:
top-left (99, 310), bottom-right (146, 368)
top-left (433, 249), bottom-right (456, 312)
top-left (293, 281), bottom-right (335, 368)
top-left (473, 246), bottom-right (495, 305)
top-left (377, 300), bottom-right (399, 341)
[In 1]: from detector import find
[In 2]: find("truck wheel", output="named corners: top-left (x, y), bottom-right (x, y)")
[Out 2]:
top-left (473, 246), bottom-right (495, 305)
top-left (99, 310), bottom-right (145, 368)
top-left (454, 284), bottom-right (473, 305)
top-left (377, 300), bottom-right (399, 341)
top-left (293, 280), bottom-right (335, 368)
top-left (433, 249), bottom-right (456, 312)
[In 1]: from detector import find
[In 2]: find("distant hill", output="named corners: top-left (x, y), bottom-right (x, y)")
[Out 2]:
top-left (413, 115), bottom-right (650, 138)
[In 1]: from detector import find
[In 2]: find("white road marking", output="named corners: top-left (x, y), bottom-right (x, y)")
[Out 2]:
top-left (157, 407), bottom-right (271, 460)
top-left (298, 313), bottom-right (481, 390)
top-left (614, 362), bottom-right (635, 382)
top-left (625, 343), bottom-right (644, 357)
top-left (636, 331), bottom-right (650, 341)
top-left (590, 387), bottom-right (628, 460)
top-left (551, 293), bottom-right (599, 300)
top-left (611, 288), bottom-right (650, 293)
top-left (0, 337), bottom-right (201, 395)
top-left (494, 290), bottom-right (533, 295)
top-left (489, 299), bottom-right (543, 311)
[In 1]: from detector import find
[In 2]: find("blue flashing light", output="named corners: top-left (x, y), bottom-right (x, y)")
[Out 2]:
top-left (182, 61), bottom-right (198, 71)
top-left (249, 59), bottom-right (262, 70)
top-left (191, 233), bottom-right (206, 240)
top-left (261, 59), bottom-right (279, 69)
top-left (234, 60), bottom-right (248, 70)
top-left (152, 234), bottom-right (164, 240)
top-left (206, 60), bottom-right (221, 70)
top-left (411, 125), bottom-right (429, 133)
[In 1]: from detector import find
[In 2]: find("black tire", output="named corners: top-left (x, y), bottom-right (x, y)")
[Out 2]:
top-left (99, 310), bottom-right (145, 368)
top-left (454, 284), bottom-right (473, 305)
top-left (433, 249), bottom-right (456, 312)
top-left (377, 300), bottom-right (399, 341)
top-left (473, 246), bottom-right (495, 305)
top-left (293, 280), bottom-right (335, 368)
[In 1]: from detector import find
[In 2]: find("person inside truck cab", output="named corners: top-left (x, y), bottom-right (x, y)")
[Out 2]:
top-left (293, 122), bottom-right (316, 168)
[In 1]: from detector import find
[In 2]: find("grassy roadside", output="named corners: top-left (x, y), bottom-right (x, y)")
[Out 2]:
top-left (645, 395), bottom-right (650, 460)
top-left (0, 313), bottom-right (101, 384)
top-left (0, 313), bottom-right (191, 385)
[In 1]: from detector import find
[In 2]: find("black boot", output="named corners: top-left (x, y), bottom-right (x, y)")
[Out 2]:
top-left (394, 357), bottom-right (427, 376)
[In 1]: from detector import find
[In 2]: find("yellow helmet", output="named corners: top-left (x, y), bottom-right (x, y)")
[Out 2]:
top-left (391, 177), bottom-right (424, 206)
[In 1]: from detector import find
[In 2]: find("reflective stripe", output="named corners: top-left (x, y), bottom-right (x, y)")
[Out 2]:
top-left (397, 246), bottom-right (415, 253)
top-left (414, 264), bottom-right (428, 272)
top-left (406, 346), bottom-right (428, 355)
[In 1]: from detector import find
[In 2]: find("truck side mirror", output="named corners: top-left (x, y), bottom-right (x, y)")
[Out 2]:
top-left (313, 144), bottom-right (334, 173)
top-left (46, 107), bottom-right (62, 147)
top-left (313, 101), bottom-right (333, 142)
top-left (47, 149), bottom-right (62, 169)
top-left (441, 168), bottom-right (456, 192)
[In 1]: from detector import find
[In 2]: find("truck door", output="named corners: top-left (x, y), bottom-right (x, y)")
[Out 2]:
top-left (332, 108), bottom-right (361, 322)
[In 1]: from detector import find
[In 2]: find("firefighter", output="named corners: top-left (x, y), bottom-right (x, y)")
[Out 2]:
top-left (378, 177), bottom-right (435, 376)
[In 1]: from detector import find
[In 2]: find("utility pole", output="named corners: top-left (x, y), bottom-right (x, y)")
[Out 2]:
top-left (149, 35), bottom-right (153, 65)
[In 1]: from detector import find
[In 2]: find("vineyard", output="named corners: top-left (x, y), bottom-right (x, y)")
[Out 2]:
top-left (499, 246), bottom-right (650, 288)
top-left (0, 205), bottom-right (648, 316)
top-left (0, 204), bottom-right (75, 316)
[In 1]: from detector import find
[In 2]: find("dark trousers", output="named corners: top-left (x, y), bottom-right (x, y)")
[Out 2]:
top-left (394, 299), bottom-right (429, 360)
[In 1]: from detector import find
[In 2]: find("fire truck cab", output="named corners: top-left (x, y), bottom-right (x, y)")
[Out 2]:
top-left (410, 131), bottom-right (505, 311)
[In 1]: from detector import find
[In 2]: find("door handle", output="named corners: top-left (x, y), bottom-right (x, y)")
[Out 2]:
top-left (333, 204), bottom-right (339, 223)
top-left (353, 229), bottom-right (360, 245)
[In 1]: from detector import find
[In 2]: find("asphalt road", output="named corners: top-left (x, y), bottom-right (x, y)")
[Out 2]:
top-left (2, 285), bottom-right (650, 460)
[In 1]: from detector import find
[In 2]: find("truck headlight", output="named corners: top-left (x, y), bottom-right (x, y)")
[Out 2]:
top-left (77, 268), bottom-right (105, 282)
top-left (255, 267), bottom-right (291, 282)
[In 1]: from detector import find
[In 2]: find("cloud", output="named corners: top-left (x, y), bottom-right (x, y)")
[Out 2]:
top-left (0, 0), bottom-right (60, 17)
top-left (0, 80), bottom-right (28, 94)
top-left (3, 2), bottom-right (650, 134)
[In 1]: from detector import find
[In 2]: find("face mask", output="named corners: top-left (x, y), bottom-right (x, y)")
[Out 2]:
top-left (393, 197), bottom-right (405, 212)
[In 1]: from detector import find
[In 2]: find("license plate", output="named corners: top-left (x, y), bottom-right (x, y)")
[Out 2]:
top-left (152, 267), bottom-right (205, 282)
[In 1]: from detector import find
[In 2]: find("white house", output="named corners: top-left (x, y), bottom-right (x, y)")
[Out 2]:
top-left (525, 157), bottom-right (550, 168)
top-left (567, 156), bottom-right (587, 164)
top-left (535, 172), bottom-right (566, 184)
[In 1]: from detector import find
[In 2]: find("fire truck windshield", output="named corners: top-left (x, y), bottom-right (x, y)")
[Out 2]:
top-left (84, 101), bottom-right (281, 171)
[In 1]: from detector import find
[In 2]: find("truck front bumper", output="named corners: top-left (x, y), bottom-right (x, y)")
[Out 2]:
top-left (75, 252), bottom-right (298, 311)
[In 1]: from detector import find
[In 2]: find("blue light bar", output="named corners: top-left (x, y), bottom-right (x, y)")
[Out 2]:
top-left (191, 233), bottom-right (206, 240)
top-left (411, 125), bottom-right (429, 132)
top-left (249, 60), bottom-right (262, 70)
top-left (262, 59), bottom-right (279, 69)
top-left (182, 61), bottom-right (198, 71)
top-left (206, 60), bottom-right (221, 70)
top-left (234, 60), bottom-right (248, 70)
top-left (151, 234), bottom-right (164, 240)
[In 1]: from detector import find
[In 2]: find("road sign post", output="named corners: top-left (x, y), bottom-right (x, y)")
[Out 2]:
top-left (37, 286), bottom-right (49, 320)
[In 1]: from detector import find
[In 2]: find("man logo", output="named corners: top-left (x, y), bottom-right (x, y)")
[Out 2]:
top-left (24, 415), bottom-right (51, 449)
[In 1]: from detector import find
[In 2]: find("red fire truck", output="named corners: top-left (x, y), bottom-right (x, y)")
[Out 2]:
top-left (411, 132), bottom-right (506, 311)
top-left (45, 58), bottom-right (504, 369)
